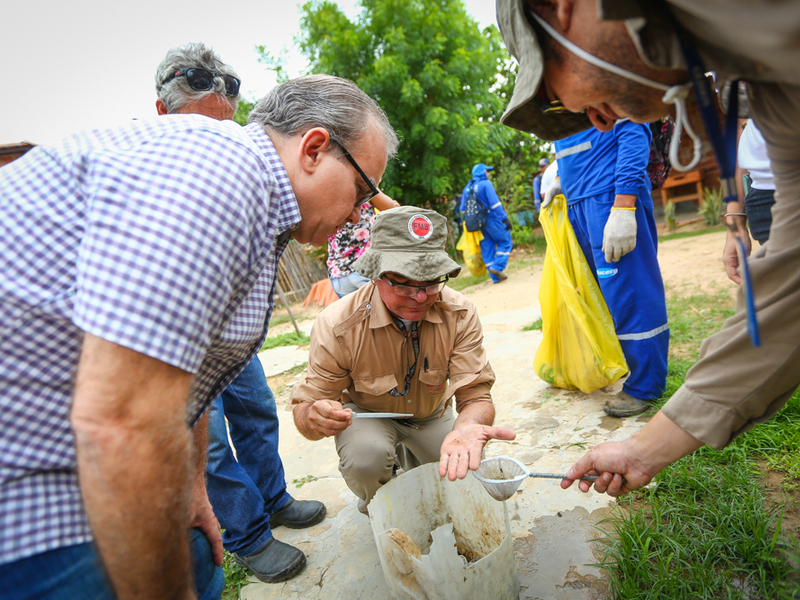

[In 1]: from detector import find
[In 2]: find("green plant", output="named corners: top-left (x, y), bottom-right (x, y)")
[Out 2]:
top-left (522, 318), bottom-right (542, 331)
top-left (699, 185), bottom-right (724, 226)
top-left (222, 548), bottom-right (252, 599)
top-left (664, 200), bottom-right (677, 232)
top-left (260, 331), bottom-right (310, 351)
top-left (292, 474), bottom-right (318, 488)
top-left (510, 220), bottom-right (543, 249)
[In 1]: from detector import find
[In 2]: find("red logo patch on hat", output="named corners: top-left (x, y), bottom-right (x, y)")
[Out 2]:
top-left (408, 214), bottom-right (433, 240)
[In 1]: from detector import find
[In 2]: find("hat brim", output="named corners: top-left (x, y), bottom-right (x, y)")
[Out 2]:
top-left (497, 0), bottom-right (592, 141)
top-left (353, 249), bottom-right (462, 282)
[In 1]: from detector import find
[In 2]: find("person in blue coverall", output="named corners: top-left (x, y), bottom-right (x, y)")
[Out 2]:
top-left (532, 157), bottom-right (550, 212)
top-left (461, 163), bottom-right (514, 283)
top-left (548, 120), bottom-right (669, 418)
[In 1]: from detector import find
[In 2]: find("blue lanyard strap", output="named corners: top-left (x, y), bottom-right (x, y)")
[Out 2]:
top-left (654, 0), bottom-right (760, 346)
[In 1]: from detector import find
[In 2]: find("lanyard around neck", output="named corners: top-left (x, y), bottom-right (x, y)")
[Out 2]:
top-left (388, 318), bottom-right (420, 397)
top-left (654, 0), bottom-right (759, 346)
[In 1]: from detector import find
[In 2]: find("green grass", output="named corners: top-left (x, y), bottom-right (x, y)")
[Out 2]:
top-left (267, 313), bottom-right (292, 329)
top-left (449, 247), bottom-right (545, 293)
top-left (447, 271), bottom-right (490, 291)
top-left (522, 318), bottom-right (542, 331)
top-left (596, 289), bottom-right (800, 598)
top-left (659, 225), bottom-right (725, 243)
top-left (222, 548), bottom-right (251, 599)
top-left (260, 331), bottom-right (309, 351)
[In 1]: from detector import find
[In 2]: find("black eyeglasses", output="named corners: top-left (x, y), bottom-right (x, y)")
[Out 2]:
top-left (383, 275), bottom-right (449, 297)
top-left (329, 137), bottom-right (381, 204)
top-left (162, 68), bottom-right (241, 97)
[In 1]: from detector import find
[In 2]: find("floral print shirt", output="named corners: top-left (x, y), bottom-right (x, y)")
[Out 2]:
top-left (327, 201), bottom-right (375, 278)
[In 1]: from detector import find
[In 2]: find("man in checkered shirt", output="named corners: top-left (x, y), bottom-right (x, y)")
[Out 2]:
top-left (0, 73), bottom-right (398, 599)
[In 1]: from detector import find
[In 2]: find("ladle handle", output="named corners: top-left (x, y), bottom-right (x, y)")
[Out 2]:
top-left (528, 473), bottom-right (599, 481)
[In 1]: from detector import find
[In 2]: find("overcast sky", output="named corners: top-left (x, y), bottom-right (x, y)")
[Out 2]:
top-left (2, 0), bottom-right (497, 146)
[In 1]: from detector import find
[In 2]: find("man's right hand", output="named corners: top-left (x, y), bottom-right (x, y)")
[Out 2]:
top-left (294, 400), bottom-right (353, 439)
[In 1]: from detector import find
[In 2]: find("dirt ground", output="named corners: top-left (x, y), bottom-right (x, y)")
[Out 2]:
top-left (258, 228), bottom-right (798, 598)
top-left (269, 229), bottom-right (733, 328)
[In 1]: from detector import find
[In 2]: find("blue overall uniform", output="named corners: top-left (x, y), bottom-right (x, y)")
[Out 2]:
top-left (555, 120), bottom-right (669, 400)
top-left (461, 169), bottom-right (513, 282)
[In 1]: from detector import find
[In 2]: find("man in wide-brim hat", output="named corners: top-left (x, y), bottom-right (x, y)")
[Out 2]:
top-left (290, 206), bottom-right (516, 513)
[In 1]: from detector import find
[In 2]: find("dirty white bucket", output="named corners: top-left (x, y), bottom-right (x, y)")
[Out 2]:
top-left (369, 463), bottom-right (519, 600)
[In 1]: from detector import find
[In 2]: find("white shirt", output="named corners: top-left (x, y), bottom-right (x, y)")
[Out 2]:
top-left (540, 159), bottom-right (559, 197)
top-left (737, 120), bottom-right (775, 190)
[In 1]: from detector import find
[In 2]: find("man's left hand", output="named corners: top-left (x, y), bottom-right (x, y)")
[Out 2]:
top-left (602, 208), bottom-right (637, 262)
top-left (438, 424), bottom-right (516, 481)
top-left (502, 218), bottom-right (512, 231)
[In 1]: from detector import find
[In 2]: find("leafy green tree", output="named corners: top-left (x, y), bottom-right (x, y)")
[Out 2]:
top-left (233, 98), bottom-right (255, 126)
top-left (284, 0), bottom-right (520, 210)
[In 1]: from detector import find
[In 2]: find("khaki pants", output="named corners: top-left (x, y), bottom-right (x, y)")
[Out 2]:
top-left (663, 82), bottom-right (800, 449)
top-left (335, 402), bottom-right (455, 513)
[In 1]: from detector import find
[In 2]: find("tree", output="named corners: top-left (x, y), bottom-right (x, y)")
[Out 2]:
top-left (283, 0), bottom-right (522, 210)
top-left (233, 98), bottom-right (254, 126)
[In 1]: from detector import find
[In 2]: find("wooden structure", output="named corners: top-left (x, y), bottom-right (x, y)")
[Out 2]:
top-left (275, 240), bottom-right (328, 306)
top-left (659, 170), bottom-right (704, 208)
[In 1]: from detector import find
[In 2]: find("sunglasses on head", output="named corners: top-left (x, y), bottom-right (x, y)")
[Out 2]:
top-left (163, 67), bottom-right (241, 97)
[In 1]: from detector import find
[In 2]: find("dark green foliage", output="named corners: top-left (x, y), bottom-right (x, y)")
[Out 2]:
top-left (233, 98), bottom-right (254, 126)
top-left (284, 0), bottom-right (548, 212)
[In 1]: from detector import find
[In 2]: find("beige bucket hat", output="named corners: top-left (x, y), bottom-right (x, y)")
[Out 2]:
top-left (353, 206), bottom-right (461, 282)
top-left (496, 0), bottom-right (592, 141)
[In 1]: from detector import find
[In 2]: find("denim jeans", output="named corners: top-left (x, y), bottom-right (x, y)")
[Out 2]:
top-left (744, 187), bottom-right (776, 244)
top-left (0, 528), bottom-right (223, 600)
top-left (206, 356), bottom-right (291, 556)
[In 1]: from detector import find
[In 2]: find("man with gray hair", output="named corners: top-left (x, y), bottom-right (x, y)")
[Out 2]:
top-left (155, 41), bottom-right (241, 119)
top-left (0, 72), bottom-right (397, 599)
top-left (154, 42), bottom-right (327, 586)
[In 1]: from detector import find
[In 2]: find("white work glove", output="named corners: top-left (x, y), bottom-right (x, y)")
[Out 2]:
top-left (542, 184), bottom-right (562, 210)
top-left (602, 208), bottom-right (637, 262)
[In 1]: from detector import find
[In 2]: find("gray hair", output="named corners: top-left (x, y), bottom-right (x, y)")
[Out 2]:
top-left (155, 42), bottom-right (240, 114)
top-left (248, 74), bottom-right (399, 160)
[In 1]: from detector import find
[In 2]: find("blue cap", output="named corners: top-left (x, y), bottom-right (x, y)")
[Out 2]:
top-left (538, 158), bottom-right (550, 167)
top-left (472, 163), bottom-right (494, 177)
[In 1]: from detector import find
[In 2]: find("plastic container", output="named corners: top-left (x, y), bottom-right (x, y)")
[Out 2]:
top-left (369, 463), bottom-right (519, 600)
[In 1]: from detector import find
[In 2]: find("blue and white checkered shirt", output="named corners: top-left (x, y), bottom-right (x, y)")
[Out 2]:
top-left (0, 115), bottom-right (301, 564)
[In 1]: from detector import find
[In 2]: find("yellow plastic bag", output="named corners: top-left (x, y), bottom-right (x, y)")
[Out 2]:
top-left (534, 194), bottom-right (628, 393)
top-left (456, 225), bottom-right (487, 277)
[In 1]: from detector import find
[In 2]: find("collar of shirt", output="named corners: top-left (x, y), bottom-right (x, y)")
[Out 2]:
top-left (244, 123), bottom-right (301, 240)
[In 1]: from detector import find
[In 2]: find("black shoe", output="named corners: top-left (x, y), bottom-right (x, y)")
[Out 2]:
top-left (270, 497), bottom-right (326, 529)
top-left (488, 268), bottom-right (508, 282)
top-left (603, 392), bottom-right (650, 418)
top-left (234, 537), bottom-right (306, 584)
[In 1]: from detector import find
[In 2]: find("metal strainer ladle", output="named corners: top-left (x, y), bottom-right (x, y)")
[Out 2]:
top-left (473, 456), bottom-right (598, 501)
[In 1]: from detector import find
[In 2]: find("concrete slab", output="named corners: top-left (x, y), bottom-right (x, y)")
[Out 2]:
top-left (242, 300), bottom-right (646, 600)
top-left (257, 347), bottom-right (308, 378)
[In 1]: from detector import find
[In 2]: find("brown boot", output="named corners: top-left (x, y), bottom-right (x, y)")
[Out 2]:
top-left (603, 392), bottom-right (650, 418)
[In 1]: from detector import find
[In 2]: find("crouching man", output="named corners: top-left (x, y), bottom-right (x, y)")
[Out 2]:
top-left (290, 206), bottom-right (515, 512)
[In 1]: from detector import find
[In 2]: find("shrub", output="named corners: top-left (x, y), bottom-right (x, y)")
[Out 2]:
top-left (699, 186), bottom-right (724, 226)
